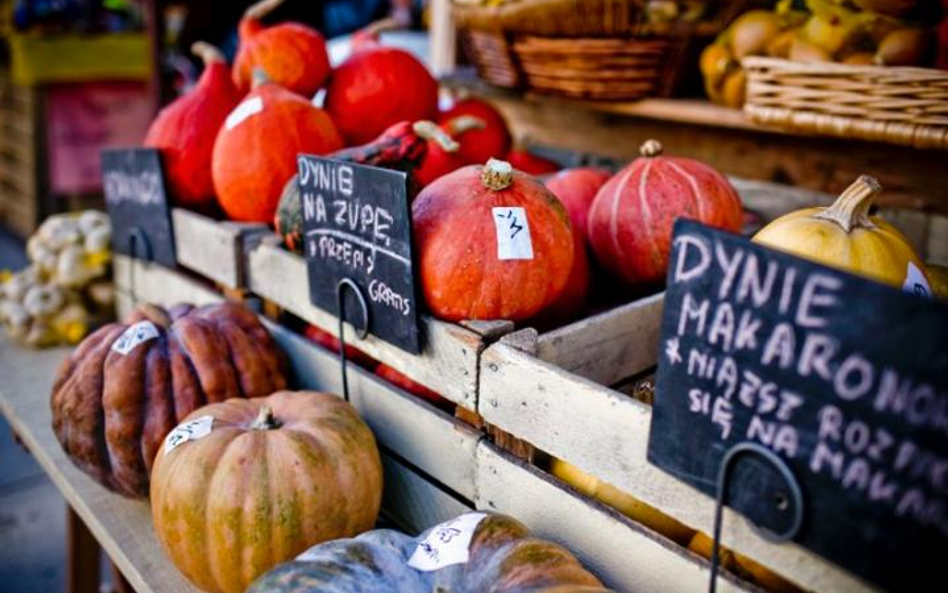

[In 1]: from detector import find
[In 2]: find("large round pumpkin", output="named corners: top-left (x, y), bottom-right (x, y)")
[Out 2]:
top-left (151, 391), bottom-right (383, 593)
top-left (753, 175), bottom-right (932, 294)
top-left (144, 42), bottom-right (242, 210)
top-left (50, 302), bottom-right (288, 497)
top-left (232, 0), bottom-right (330, 97)
top-left (325, 46), bottom-right (438, 145)
top-left (247, 512), bottom-right (617, 593)
top-left (587, 139), bottom-right (743, 286)
top-left (438, 98), bottom-right (512, 165)
top-left (545, 167), bottom-right (612, 242)
top-left (412, 159), bottom-right (574, 321)
top-left (213, 73), bottom-right (342, 223)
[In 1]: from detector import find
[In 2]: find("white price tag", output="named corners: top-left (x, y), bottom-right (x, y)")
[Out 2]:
top-left (111, 321), bottom-right (159, 356)
top-left (492, 207), bottom-right (534, 260)
top-left (225, 96), bottom-right (263, 131)
top-left (163, 415), bottom-right (214, 455)
top-left (902, 261), bottom-right (932, 298)
top-left (407, 512), bottom-right (487, 571)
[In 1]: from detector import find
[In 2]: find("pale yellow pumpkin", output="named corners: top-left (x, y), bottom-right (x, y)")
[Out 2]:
top-left (550, 458), bottom-right (695, 545)
top-left (753, 176), bottom-right (930, 292)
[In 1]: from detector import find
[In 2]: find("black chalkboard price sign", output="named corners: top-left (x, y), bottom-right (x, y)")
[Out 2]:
top-left (649, 219), bottom-right (948, 593)
top-left (101, 148), bottom-right (176, 268)
top-left (298, 155), bottom-right (421, 354)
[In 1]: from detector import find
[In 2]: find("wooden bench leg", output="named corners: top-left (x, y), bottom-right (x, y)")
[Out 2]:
top-left (110, 560), bottom-right (134, 593)
top-left (66, 507), bottom-right (100, 593)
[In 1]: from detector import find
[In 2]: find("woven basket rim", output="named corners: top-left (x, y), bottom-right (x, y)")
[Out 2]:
top-left (741, 56), bottom-right (948, 80)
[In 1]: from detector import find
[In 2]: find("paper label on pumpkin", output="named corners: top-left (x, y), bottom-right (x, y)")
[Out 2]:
top-left (407, 512), bottom-right (487, 571)
top-left (902, 262), bottom-right (932, 298)
top-left (163, 415), bottom-right (214, 455)
top-left (225, 96), bottom-right (263, 131)
top-left (492, 207), bottom-right (534, 260)
top-left (111, 321), bottom-right (159, 355)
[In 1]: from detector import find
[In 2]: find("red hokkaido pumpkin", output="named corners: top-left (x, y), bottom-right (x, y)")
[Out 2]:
top-left (587, 139), bottom-right (743, 285)
top-left (144, 42), bottom-right (242, 210)
top-left (413, 159), bottom-right (574, 321)
top-left (438, 98), bottom-right (512, 165)
top-left (233, 0), bottom-right (330, 98)
top-left (325, 42), bottom-right (438, 146)
top-left (303, 324), bottom-right (376, 369)
top-left (531, 231), bottom-right (591, 328)
top-left (545, 167), bottom-right (612, 241)
top-left (505, 149), bottom-right (561, 175)
top-left (414, 116), bottom-right (484, 188)
top-left (212, 73), bottom-right (342, 223)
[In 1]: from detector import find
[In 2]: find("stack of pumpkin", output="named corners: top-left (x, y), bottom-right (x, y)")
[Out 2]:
top-left (145, 0), bottom-right (557, 229)
top-left (49, 300), bottom-right (620, 593)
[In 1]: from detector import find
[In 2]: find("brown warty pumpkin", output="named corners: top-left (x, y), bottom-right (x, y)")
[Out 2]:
top-left (50, 302), bottom-right (288, 497)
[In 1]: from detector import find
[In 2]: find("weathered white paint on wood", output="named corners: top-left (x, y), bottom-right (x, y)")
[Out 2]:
top-left (114, 255), bottom-right (222, 318)
top-left (536, 292), bottom-right (664, 386)
top-left (475, 443), bottom-right (757, 593)
top-left (382, 452), bottom-right (472, 534)
top-left (245, 236), bottom-right (485, 409)
top-left (478, 342), bottom-right (877, 593)
top-left (171, 208), bottom-right (268, 288)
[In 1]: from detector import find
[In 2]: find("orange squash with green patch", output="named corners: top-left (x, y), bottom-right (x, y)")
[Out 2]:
top-left (150, 390), bottom-right (382, 593)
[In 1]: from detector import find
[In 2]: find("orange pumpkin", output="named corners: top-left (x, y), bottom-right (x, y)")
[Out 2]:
top-left (151, 391), bottom-right (382, 593)
top-left (233, 0), bottom-right (330, 97)
top-left (413, 159), bottom-right (574, 321)
top-left (505, 149), bottom-right (561, 176)
top-left (212, 72), bottom-right (342, 223)
top-left (587, 140), bottom-right (743, 285)
top-left (144, 42), bottom-right (242, 210)
top-left (545, 167), bottom-right (612, 242)
top-left (438, 98), bottom-right (512, 165)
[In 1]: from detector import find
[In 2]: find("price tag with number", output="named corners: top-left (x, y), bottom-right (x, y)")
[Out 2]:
top-left (407, 512), bottom-right (487, 571)
top-left (164, 415), bottom-right (214, 455)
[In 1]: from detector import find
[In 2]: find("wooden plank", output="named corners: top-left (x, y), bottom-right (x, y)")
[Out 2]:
top-left (429, 0), bottom-right (457, 76)
top-left (381, 452), bottom-right (473, 534)
top-left (928, 215), bottom-right (948, 266)
top-left (475, 443), bottom-right (757, 593)
top-left (171, 208), bottom-right (268, 289)
top-left (0, 337), bottom-right (200, 593)
top-left (67, 508), bottom-right (101, 593)
top-left (114, 255), bottom-right (222, 314)
top-left (245, 236), bottom-right (485, 409)
top-left (478, 342), bottom-right (877, 593)
top-left (535, 292), bottom-right (664, 386)
top-left (265, 322), bottom-right (480, 500)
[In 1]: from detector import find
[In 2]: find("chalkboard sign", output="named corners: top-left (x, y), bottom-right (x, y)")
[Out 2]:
top-left (101, 148), bottom-right (176, 267)
top-left (298, 155), bottom-right (421, 354)
top-left (649, 219), bottom-right (948, 592)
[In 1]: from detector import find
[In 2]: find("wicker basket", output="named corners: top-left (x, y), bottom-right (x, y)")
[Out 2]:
top-left (743, 57), bottom-right (948, 151)
top-left (453, 0), bottom-right (744, 101)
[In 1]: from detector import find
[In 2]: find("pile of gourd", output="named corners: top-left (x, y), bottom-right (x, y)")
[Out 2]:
top-left (0, 211), bottom-right (114, 347)
top-left (701, 0), bottom-right (947, 108)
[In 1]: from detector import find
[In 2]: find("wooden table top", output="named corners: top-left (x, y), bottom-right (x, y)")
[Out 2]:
top-left (0, 334), bottom-right (199, 593)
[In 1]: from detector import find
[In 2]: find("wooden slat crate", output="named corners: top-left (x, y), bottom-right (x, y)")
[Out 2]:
top-left (171, 209), bottom-right (269, 289)
top-left (0, 71), bottom-right (39, 237)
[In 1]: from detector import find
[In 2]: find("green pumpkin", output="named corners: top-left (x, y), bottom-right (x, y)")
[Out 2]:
top-left (247, 512), bottom-right (616, 593)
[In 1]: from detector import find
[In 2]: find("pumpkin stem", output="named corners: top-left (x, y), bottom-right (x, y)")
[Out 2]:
top-left (814, 175), bottom-right (881, 233)
top-left (190, 41), bottom-right (225, 66)
top-left (444, 115), bottom-right (486, 137)
top-left (249, 406), bottom-right (281, 430)
top-left (244, 0), bottom-right (285, 20)
top-left (482, 158), bottom-right (514, 191)
top-left (413, 121), bottom-right (459, 153)
top-left (639, 139), bottom-right (664, 158)
top-left (251, 68), bottom-right (271, 89)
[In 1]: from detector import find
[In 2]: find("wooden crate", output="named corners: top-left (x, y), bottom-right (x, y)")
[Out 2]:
top-left (171, 208), bottom-right (269, 289)
top-left (0, 71), bottom-right (39, 237)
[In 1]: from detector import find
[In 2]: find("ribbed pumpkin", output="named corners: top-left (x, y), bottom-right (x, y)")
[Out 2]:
top-left (247, 512), bottom-right (617, 593)
top-left (232, 0), bottom-right (330, 97)
top-left (143, 42), bottom-right (242, 210)
top-left (413, 159), bottom-right (574, 321)
top-left (151, 391), bottom-right (383, 593)
top-left (325, 42), bottom-right (438, 145)
top-left (753, 175), bottom-right (932, 294)
top-left (275, 120), bottom-right (456, 253)
top-left (545, 167), bottom-right (612, 241)
top-left (213, 72), bottom-right (342, 223)
top-left (438, 98), bottom-right (512, 165)
top-left (588, 140), bottom-right (743, 286)
top-left (50, 303), bottom-right (288, 497)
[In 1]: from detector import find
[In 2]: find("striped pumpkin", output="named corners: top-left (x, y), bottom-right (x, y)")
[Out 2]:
top-left (248, 512), bottom-right (618, 593)
top-left (587, 140), bottom-right (743, 286)
top-left (151, 391), bottom-right (383, 593)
